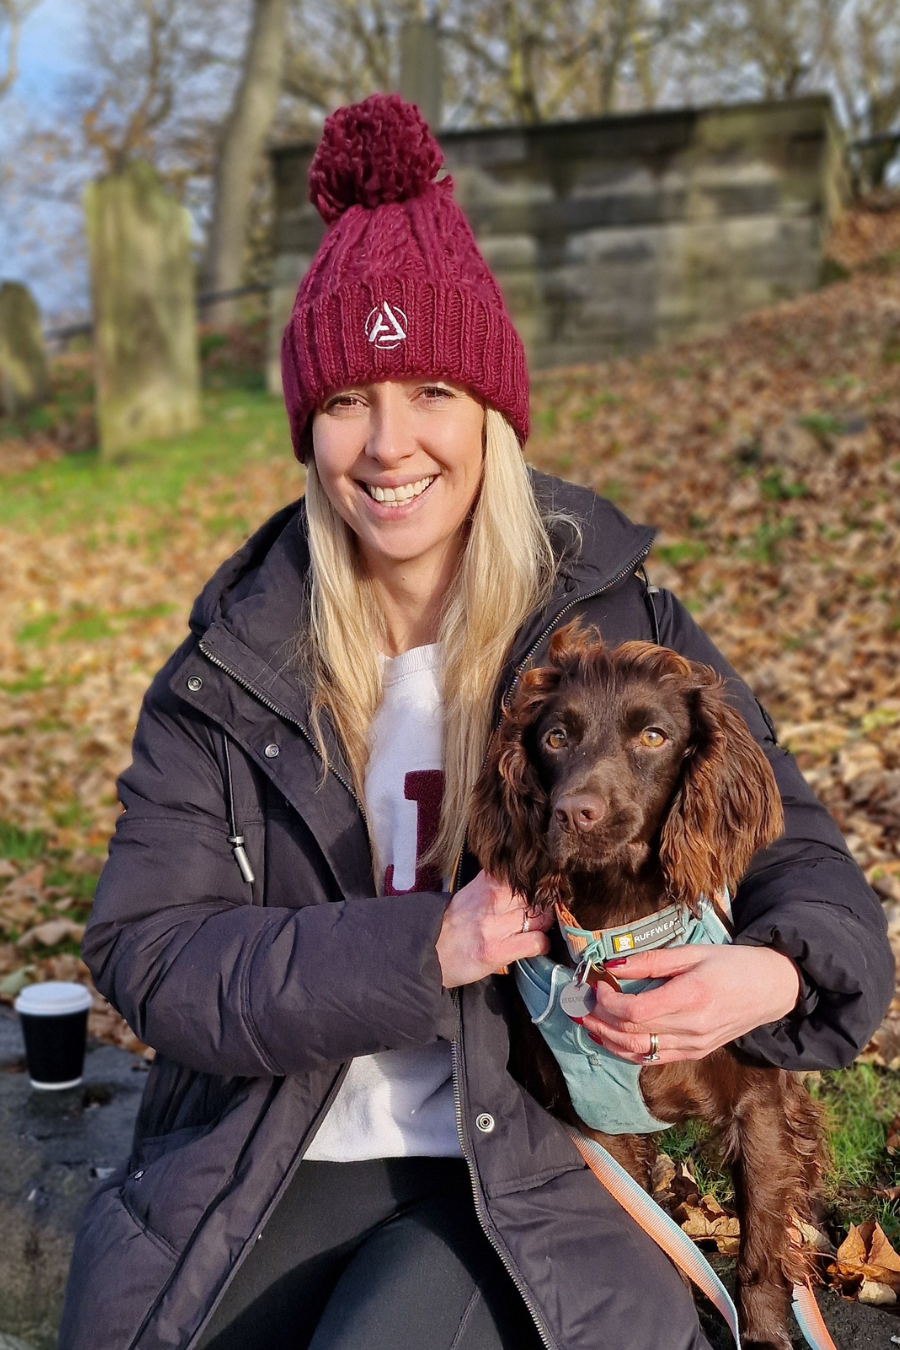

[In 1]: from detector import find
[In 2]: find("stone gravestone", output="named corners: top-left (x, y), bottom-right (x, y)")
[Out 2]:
top-left (84, 161), bottom-right (201, 456)
top-left (0, 283), bottom-right (49, 419)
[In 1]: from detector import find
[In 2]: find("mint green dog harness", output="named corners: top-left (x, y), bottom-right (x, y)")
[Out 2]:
top-left (514, 897), bottom-right (732, 1135)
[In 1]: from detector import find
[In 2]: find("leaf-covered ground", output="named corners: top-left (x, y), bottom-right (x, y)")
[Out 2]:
top-left (1, 208), bottom-right (900, 1274)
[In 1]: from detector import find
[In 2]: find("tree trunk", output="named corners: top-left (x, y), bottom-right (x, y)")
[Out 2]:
top-left (203, 0), bottom-right (288, 324)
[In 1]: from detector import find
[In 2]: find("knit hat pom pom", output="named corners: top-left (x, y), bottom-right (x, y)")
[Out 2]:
top-left (309, 93), bottom-right (443, 225)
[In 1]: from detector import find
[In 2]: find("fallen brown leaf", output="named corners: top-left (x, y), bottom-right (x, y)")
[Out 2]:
top-left (790, 1216), bottom-right (836, 1256)
top-left (675, 1194), bottom-right (741, 1255)
top-left (886, 1112), bottom-right (900, 1155)
top-left (0, 897), bottom-right (38, 935)
top-left (828, 1222), bottom-right (900, 1297)
top-left (857, 1278), bottom-right (897, 1306)
top-left (650, 1154), bottom-right (701, 1213)
top-left (16, 917), bottom-right (85, 949)
top-left (1, 864), bottom-right (45, 901)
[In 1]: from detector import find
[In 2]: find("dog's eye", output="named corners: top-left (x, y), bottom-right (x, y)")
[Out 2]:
top-left (545, 728), bottom-right (568, 750)
top-left (639, 728), bottom-right (667, 748)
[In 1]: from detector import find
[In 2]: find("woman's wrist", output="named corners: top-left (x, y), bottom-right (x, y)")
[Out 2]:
top-left (733, 939), bottom-right (806, 1021)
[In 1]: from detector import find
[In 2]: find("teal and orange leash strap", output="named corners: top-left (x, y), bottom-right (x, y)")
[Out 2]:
top-left (567, 1128), bottom-right (839, 1350)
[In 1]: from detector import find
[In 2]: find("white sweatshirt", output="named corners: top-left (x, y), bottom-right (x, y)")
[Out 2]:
top-left (305, 644), bottom-right (461, 1160)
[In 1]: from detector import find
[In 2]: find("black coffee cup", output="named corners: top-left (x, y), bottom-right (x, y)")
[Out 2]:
top-left (14, 981), bottom-right (93, 1090)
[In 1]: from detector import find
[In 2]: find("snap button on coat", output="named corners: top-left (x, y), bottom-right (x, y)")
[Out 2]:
top-left (475, 1113), bottom-right (495, 1133)
top-left (187, 676), bottom-right (203, 692)
top-left (264, 743), bottom-right (280, 758)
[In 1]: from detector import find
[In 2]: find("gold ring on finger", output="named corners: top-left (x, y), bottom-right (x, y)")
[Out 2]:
top-left (642, 1033), bottom-right (660, 1063)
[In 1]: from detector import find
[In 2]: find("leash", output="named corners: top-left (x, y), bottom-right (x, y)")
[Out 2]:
top-left (791, 1284), bottom-right (839, 1350)
top-left (567, 1128), bottom-right (742, 1347)
top-left (567, 1128), bottom-right (839, 1350)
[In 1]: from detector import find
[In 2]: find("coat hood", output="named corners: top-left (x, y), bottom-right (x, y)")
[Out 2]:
top-left (187, 472), bottom-right (656, 687)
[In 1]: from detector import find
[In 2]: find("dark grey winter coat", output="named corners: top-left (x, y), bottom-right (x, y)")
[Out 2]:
top-left (61, 474), bottom-right (894, 1350)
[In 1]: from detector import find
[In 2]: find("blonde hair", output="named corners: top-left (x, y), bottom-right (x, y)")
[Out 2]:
top-left (301, 406), bottom-right (558, 877)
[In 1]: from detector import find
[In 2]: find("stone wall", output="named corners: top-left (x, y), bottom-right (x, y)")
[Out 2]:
top-left (267, 94), bottom-right (846, 388)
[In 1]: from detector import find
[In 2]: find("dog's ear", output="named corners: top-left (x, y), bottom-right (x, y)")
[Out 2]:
top-left (547, 618), bottom-right (603, 671)
top-left (659, 669), bottom-right (784, 908)
top-left (468, 666), bottom-right (561, 902)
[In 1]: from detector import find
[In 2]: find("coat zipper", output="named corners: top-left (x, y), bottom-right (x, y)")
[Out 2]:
top-left (450, 1021), bottom-right (557, 1350)
top-left (198, 640), bottom-right (366, 821)
top-left (448, 542), bottom-right (652, 1348)
top-left (504, 541), bottom-right (654, 710)
top-left (451, 538), bottom-right (653, 892)
top-left (162, 643), bottom-right (363, 1350)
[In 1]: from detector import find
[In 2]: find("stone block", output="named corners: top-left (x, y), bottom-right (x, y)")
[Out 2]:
top-left (269, 95), bottom-right (847, 371)
top-left (0, 1010), bottom-right (146, 1349)
top-left (84, 161), bottom-right (201, 456)
top-left (0, 284), bottom-right (49, 418)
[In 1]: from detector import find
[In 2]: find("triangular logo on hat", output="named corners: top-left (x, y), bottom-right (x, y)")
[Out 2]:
top-left (365, 301), bottom-right (408, 348)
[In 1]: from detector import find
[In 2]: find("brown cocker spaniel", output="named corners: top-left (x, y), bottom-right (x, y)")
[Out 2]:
top-left (469, 624), bottom-right (826, 1350)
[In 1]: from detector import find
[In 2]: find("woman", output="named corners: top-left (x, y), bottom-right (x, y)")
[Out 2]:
top-left (60, 96), bottom-right (893, 1350)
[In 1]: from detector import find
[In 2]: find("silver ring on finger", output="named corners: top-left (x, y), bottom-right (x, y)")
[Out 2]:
top-left (642, 1033), bottom-right (660, 1063)
top-left (521, 912), bottom-right (530, 934)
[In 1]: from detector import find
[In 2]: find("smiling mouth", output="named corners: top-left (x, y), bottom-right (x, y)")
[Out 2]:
top-left (362, 476), bottom-right (436, 505)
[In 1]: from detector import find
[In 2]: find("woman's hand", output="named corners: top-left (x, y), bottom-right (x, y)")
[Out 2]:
top-left (436, 871), bottom-right (553, 988)
top-left (580, 944), bottom-right (801, 1064)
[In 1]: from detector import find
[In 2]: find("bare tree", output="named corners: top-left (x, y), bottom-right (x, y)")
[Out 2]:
top-left (282, 0), bottom-right (399, 124)
top-left (674, 0), bottom-right (837, 103)
top-left (203, 0), bottom-right (289, 320)
top-left (827, 0), bottom-right (900, 187)
top-left (0, 0), bottom-right (37, 99)
top-left (280, 0), bottom-right (692, 130)
top-left (66, 0), bottom-right (245, 184)
top-left (4, 0), bottom-right (247, 324)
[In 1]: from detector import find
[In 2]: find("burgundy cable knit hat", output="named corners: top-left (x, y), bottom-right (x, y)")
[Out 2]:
top-left (280, 94), bottom-right (529, 457)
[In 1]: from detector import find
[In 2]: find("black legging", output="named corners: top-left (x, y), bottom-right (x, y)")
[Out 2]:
top-left (196, 1157), bottom-right (545, 1350)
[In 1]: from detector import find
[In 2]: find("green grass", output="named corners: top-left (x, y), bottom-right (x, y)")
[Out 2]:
top-left (0, 390), bottom-right (292, 532)
top-left (812, 1065), bottom-right (900, 1230)
top-left (574, 391), bottom-right (624, 421)
top-left (664, 1065), bottom-right (900, 1242)
top-left (656, 540), bottom-right (708, 568)
top-left (742, 513), bottom-right (801, 563)
top-left (798, 412), bottom-right (844, 441)
top-left (665, 1118), bottom-right (734, 1207)
top-left (15, 602), bottom-right (177, 647)
top-left (760, 469), bottom-right (809, 502)
top-left (0, 820), bottom-right (100, 908)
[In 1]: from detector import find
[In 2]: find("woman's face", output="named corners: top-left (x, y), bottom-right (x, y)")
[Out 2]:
top-left (311, 379), bottom-right (485, 575)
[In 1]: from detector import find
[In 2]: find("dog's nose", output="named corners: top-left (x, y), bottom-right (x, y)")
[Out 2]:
top-left (554, 793), bottom-right (607, 834)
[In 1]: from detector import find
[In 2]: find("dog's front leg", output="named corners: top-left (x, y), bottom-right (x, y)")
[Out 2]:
top-left (726, 1070), bottom-right (824, 1350)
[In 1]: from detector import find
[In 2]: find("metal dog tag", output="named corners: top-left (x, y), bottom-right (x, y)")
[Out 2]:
top-left (560, 980), bottom-right (597, 1020)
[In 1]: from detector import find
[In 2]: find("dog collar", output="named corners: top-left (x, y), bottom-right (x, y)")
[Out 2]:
top-left (555, 894), bottom-right (731, 973)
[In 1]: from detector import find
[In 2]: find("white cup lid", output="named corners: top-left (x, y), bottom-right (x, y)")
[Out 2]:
top-left (14, 981), bottom-right (93, 1016)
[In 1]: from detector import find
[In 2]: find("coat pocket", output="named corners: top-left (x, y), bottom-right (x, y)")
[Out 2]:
top-left (58, 1180), bottom-right (178, 1350)
top-left (122, 1119), bottom-right (235, 1255)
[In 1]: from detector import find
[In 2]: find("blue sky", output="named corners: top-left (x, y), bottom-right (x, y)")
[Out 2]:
top-left (15, 0), bottom-right (86, 96)
top-left (0, 0), bottom-right (90, 320)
